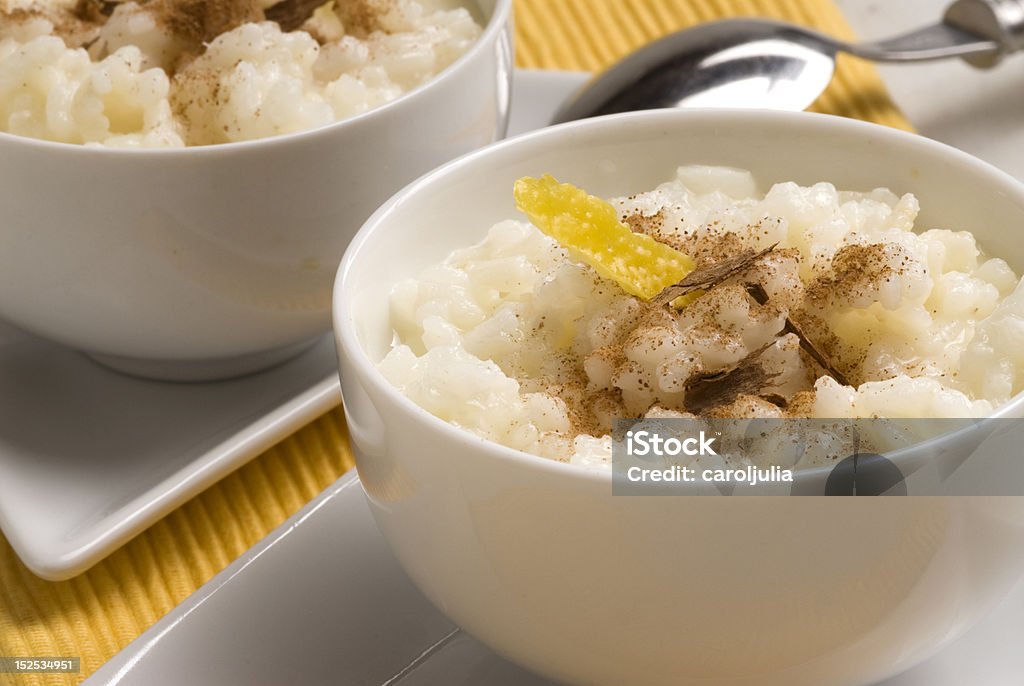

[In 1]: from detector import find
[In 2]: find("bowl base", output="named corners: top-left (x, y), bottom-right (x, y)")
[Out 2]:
top-left (88, 339), bottom-right (320, 382)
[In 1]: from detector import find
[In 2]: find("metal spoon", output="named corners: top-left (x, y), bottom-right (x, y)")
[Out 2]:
top-left (552, 0), bottom-right (1024, 122)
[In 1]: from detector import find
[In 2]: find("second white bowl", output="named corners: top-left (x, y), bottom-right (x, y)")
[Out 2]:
top-left (0, 0), bottom-right (512, 380)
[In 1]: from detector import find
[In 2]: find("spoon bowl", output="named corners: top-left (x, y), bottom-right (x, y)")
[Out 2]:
top-left (553, 0), bottom-right (1018, 123)
top-left (552, 20), bottom-right (837, 121)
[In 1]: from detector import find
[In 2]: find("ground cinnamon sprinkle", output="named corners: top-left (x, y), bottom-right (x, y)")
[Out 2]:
top-left (150, 0), bottom-right (265, 58)
top-left (2, 3), bottom-right (104, 48)
top-left (264, 0), bottom-right (324, 32)
top-left (784, 390), bottom-right (818, 417)
top-left (0, 7), bottom-right (37, 24)
top-left (11, 0), bottom-right (396, 74)
top-left (1, 0), bottom-right (481, 148)
top-left (72, 0), bottom-right (115, 24)
top-left (623, 209), bottom-right (665, 235)
top-left (525, 226), bottom-right (861, 424)
top-left (336, 0), bottom-right (395, 36)
top-left (3, 0), bottom-right (264, 61)
top-left (806, 243), bottom-right (901, 306)
top-left (169, 68), bottom-right (223, 143)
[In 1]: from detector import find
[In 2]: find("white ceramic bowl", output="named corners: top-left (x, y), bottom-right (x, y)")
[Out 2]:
top-left (0, 0), bottom-right (511, 381)
top-left (334, 110), bottom-right (1024, 686)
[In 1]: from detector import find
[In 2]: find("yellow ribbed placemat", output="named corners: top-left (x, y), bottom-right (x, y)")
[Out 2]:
top-left (516, 0), bottom-right (911, 130)
top-left (0, 2), bottom-right (910, 684)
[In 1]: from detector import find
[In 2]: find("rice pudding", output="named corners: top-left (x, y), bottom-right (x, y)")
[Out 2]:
top-left (0, 0), bottom-right (481, 146)
top-left (379, 166), bottom-right (1024, 468)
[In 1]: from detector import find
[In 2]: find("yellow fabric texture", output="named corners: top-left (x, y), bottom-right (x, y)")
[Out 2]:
top-left (0, 1), bottom-right (910, 684)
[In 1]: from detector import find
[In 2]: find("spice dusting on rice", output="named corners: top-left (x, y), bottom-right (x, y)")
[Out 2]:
top-left (149, 0), bottom-right (265, 59)
top-left (1, 2), bottom-right (103, 47)
top-left (744, 282), bottom-right (850, 386)
top-left (623, 209), bottom-right (666, 236)
top-left (380, 166), bottom-right (1024, 469)
top-left (72, 0), bottom-right (113, 23)
top-left (0, 0), bottom-right (482, 146)
top-left (334, 0), bottom-right (395, 35)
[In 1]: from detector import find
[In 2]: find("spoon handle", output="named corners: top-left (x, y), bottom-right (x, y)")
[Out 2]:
top-left (944, 0), bottom-right (1024, 66)
top-left (848, 22), bottom-right (999, 62)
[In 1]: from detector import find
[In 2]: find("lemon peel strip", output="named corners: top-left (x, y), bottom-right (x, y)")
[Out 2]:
top-left (514, 174), bottom-right (695, 301)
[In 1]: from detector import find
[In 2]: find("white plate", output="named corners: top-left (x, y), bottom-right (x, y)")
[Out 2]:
top-left (0, 321), bottom-right (341, 580)
top-left (83, 468), bottom-right (1024, 685)
top-left (0, 69), bottom-right (587, 582)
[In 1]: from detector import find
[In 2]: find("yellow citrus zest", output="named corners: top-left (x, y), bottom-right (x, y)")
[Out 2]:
top-left (514, 174), bottom-right (695, 301)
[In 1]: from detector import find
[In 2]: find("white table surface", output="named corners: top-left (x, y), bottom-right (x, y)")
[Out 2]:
top-left (836, 0), bottom-right (1024, 180)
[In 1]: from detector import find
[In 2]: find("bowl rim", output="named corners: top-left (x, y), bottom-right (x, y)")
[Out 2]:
top-left (0, 0), bottom-right (512, 157)
top-left (334, 107), bottom-right (1024, 488)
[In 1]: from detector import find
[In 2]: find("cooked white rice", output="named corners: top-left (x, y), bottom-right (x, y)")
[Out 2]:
top-left (379, 166), bottom-right (1024, 468)
top-left (0, 0), bottom-right (481, 147)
